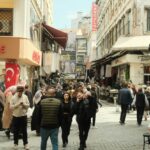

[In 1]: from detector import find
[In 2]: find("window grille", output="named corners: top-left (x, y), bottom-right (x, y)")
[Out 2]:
top-left (0, 9), bottom-right (13, 36)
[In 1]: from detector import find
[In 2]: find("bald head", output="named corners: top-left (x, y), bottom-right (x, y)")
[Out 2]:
top-left (46, 87), bottom-right (56, 96)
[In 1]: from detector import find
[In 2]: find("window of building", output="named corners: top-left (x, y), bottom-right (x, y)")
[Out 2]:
top-left (147, 9), bottom-right (150, 31)
top-left (122, 16), bottom-right (125, 35)
top-left (118, 20), bottom-right (121, 36)
top-left (0, 9), bottom-right (13, 36)
top-left (126, 11), bottom-right (131, 35)
top-left (144, 66), bottom-right (150, 85)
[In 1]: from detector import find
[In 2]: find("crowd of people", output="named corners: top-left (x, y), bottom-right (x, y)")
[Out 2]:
top-left (0, 81), bottom-right (102, 150)
top-left (0, 79), bottom-right (150, 150)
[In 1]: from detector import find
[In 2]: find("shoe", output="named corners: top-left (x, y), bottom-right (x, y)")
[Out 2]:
top-left (84, 143), bottom-right (87, 148)
top-left (92, 126), bottom-right (98, 129)
top-left (5, 130), bottom-right (10, 139)
top-left (78, 145), bottom-right (84, 150)
top-left (63, 143), bottom-right (67, 148)
top-left (24, 144), bottom-right (29, 150)
top-left (119, 121), bottom-right (125, 125)
top-left (13, 144), bottom-right (18, 150)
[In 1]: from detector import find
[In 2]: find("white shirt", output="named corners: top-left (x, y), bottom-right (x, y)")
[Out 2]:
top-left (10, 93), bottom-right (29, 117)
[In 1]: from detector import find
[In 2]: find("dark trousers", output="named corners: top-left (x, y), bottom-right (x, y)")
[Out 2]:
top-left (61, 115), bottom-right (72, 144)
top-left (92, 113), bottom-right (96, 126)
top-left (78, 120), bottom-right (91, 147)
top-left (13, 116), bottom-right (28, 145)
top-left (120, 104), bottom-right (128, 123)
top-left (136, 106), bottom-right (144, 125)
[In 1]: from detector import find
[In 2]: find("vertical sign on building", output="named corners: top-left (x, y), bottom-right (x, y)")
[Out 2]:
top-left (92, 2), bottom-right (98, 32)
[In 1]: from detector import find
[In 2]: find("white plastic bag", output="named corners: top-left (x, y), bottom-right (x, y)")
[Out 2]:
top-left (27, 107), bottom-right (34, 118)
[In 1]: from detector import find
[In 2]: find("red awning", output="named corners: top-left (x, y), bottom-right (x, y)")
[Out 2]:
top-left (42, 23), bottom-right (68, 48)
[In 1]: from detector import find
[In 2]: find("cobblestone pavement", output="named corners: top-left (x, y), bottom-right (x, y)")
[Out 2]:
top-left (0, 101), bottom-right (150, 150)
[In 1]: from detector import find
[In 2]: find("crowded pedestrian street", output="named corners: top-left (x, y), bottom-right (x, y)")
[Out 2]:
top-left (1, 0), bottom-right (150, 150)
top-left (0, 101), bottom-right (149, 150)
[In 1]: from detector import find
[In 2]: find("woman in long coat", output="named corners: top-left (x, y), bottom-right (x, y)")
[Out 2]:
top-left (132, 87), bottom-right (149, 126)
top-left (0, 89), bottom-right (5, 130)
top-left (2, 92), bottom-right (13, 138)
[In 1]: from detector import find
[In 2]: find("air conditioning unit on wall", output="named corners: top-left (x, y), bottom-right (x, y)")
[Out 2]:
top-left (0, 20), bottom-right (11, 33)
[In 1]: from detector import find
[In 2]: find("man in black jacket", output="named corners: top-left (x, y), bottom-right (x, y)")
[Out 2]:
top-left (118, 82), bottom-right (132, 125)
top-left (75, 91), bottom-right (92, 150)
top-left (38, 86), bottom-right (62, 150)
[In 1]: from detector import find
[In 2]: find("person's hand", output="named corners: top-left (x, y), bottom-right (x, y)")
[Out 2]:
top-left (77, 98), bottom-right (80, 102)
top-left (20, 102), bottom-right (24, 106)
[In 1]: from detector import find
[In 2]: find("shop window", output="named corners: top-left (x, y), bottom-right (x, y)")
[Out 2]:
top-left (0, 9), bottom-right (13, 36)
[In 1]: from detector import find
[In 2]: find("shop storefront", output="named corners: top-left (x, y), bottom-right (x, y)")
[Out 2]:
top-left (111, 54), bottom-right (150, 85)
top-left (0, 36), bottom-right (42, 89)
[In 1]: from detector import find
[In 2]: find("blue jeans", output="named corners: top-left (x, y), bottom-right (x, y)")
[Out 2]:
top-left (40, 128), bottom-right (59, 150)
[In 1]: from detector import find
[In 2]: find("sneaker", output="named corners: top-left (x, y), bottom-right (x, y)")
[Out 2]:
top-left (24, 144), bottom-right (29, 150)
top-left (92, 126), bottom-right (98, 129)
top-left (13, 144), bottom-right (18, 150)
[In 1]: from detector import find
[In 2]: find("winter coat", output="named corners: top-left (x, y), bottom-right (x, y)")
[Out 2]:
top-left (2, 92), bottom-right (13, 129)
top-left (118, 88), bottom-right (132, 105)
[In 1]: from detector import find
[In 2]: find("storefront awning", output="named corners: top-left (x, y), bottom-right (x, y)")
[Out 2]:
top-left (42, 23), bottom-right (68, 48)
top-left (112, 36), bottom-right (150, 51)
top-left (91, 51), bottom-right (126, 67)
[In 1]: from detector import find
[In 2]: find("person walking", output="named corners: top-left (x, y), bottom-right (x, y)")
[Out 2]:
top-left (60, 92), bottom-right (74, 147)
top-left (87, 85), bottom-right (99, 129)
top-left (144, 87), bottom-right (150, 120)
top-left (2, 86), bottom-right (16, 139)
top-left (31, 84), bottom-right (46, 136)
top-left (24, 85), bottom-right (33, 108)
top-left (132, 87), bottom-right (149, 126)
top-left (118, 82), bottom-right (132, 125)
top-left (0, 89), bottom-right (5, 131)
top-left (75, 91), bottom-right (92, 150)
top-left (10, 85), bottom-right (30, 150)
top-left (38, 86), bottom-right (62, 150)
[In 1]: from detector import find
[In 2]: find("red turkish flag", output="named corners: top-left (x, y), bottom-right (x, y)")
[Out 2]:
top-left (5, 63), bottom-right (20, 89)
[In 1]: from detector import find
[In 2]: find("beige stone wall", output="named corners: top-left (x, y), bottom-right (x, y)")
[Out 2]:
top-left (97, 0), bottom-right (150, 58)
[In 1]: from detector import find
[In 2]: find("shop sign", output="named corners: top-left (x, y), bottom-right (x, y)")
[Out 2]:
top-left (32, 51), bottom-right (41, 64)
top-left (92, 3), bottom-right (98, 31)
top-left (0, 45), bottom-right (6, 54)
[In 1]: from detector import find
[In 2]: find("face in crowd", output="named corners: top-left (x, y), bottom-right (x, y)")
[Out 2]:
top-left (17, 90), bottom-right (23, 98)
top-left (76, 92), bottom-right (83, 101)
top-left (64, 93), bottom-right (70, 101)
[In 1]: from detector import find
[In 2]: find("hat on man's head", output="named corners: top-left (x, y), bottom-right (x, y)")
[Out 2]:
top-left (17, 85), bottom-right (24, 92)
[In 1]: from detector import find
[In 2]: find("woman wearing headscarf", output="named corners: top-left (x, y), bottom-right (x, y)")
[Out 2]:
top-left (31, 85), bottom-right (46, 136)
top-left (132, 87), bottom-right (149, 126)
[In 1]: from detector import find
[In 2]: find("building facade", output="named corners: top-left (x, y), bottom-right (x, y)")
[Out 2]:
top-left (96, 0), bottom-right (150, 85)
top-left (0, 0), bottom-right (54, 91)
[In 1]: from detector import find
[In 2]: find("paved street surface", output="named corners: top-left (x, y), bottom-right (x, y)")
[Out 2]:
top-left (0, 101), bottom-right (150, 150)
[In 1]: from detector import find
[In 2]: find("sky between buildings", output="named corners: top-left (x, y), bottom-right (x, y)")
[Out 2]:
top-left (53, 0), bottom-right (94, 29)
